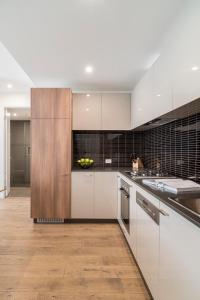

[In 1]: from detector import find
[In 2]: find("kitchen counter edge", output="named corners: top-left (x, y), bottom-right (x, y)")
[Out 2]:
top-left (72, 167), bottom-right (130, 172)
top-left (119, 171), bottom-right (200, 228)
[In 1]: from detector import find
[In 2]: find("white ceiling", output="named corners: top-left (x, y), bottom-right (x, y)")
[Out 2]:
top-left (0, 42), bottom-right (33, 93)
top-left (0, 0), bottom-right (184, 91)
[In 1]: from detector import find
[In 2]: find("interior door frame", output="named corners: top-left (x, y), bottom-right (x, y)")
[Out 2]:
top-left (4, 107), bottom-right (31, 197)
top-left (4, 108), bottom-right (11, 197)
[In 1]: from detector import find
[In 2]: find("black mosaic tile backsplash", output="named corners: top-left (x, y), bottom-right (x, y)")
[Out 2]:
top-left (73, 100), bottom-right (200, 182)
top-left (139, 113), bottom-right (200, 181)
top-left (73, 131), bottom-right (134, 168)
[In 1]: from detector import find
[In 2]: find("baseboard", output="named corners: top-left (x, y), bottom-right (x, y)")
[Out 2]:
top-left (66, 219), bottom-right (117, 223)
top-left (33, 218), bottom-right (117, 224)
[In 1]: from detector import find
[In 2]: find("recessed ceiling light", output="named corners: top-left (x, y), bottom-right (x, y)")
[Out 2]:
top-left (85, 108), bottom-right (90, 112)
top-left (192, 66), bottom-right (199, 71)
top-left (86, 94), bottom-right (91, 97)
top-left (157, 94), bottom-right (161, 97)
top-left (85, 66), bottom-right (93, 73)
top-left (6, 112), bottom-right (11, 117)
top-left (7, 83), bottom-right (13, 89)
top-left (13, 113), bottom-right (17, 117)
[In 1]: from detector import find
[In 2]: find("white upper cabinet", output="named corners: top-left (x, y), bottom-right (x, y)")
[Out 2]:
top-left (131, 69), bottom-right (154, 128)
top-left (73, 93), bottom-right (102, 130)
top-left (131, 2), bottom-right (200, 128)
top-left (73, 93), bottom-right (131, 130)
top-left (131, 56), bottom-right (173, 129)
top-left (101, 93), bottom-right (131, 130)
top-left (153, 54), bottom-right (173, 117)
top-left (170, 6), bottom-right (200, 109)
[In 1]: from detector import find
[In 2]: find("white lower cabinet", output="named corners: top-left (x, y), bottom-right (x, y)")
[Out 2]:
top-left (159, 202), bottom-right (200, 300)
top-left (135, 187), bottom-right (160, 300)
top-left (71, 172), bottom-right (117, 219)
top-left (73, 172), bottom-right (200, 299)
top-left (71, 172), bottom-right (94, 218)
top-left (94, 172), bottom-right (117, 219)
top-left (117, 175), bottom-right (200, 300)
top-left (129, 183), bottom-right (137, 254)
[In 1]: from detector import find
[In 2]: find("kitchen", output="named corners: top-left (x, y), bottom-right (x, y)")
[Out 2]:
top-left (0, 0), bottom-right (200, 299)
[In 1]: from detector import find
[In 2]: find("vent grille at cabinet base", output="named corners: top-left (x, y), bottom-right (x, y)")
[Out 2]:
top-left (34, 218), bottom-right (66, 224)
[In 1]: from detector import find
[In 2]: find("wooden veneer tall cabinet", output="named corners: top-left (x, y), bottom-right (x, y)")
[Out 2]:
top-left (31, 88), bottom-right (72, 221)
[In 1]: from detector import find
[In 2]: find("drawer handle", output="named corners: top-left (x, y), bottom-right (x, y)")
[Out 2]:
top-left (159, 209), bottom-right (169, 216)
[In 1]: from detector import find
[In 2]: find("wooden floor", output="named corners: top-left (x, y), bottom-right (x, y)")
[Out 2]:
top-left (9, 188), bottom-right (31, 198)
top-left (0, 197), bottom-right (151, 300)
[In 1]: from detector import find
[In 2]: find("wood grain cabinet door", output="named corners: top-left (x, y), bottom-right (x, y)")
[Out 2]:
top-left (54, 118), bottom-right (71, 218)
top-left (55, 89), bottom-right (72, 118)
top-left (31, 88), bottom-right (72, 119)
top-left (31, 88), bottom-right (56, 119)
top-left (31, 119), bottom-right (55, 218)
top-left (31, 88), bottom-right (72, 219)
top-left (31, 118), bottom-right (71, 219)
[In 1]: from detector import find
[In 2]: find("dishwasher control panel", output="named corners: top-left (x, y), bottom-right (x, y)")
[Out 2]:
top-left (136, 192), bottom-right (160, 225)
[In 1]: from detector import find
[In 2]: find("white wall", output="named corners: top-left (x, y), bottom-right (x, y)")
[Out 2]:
top-left (0, 92), bottom-right (30, 198)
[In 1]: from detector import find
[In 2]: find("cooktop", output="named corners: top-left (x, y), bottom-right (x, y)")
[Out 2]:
top-left (124, 169), bottom-right (170, 178)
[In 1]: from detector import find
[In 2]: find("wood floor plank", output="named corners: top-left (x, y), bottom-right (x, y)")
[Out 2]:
top-left (0, 198), bottom-right (151, 299)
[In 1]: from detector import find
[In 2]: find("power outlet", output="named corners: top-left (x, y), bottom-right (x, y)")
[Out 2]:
top-left (177, 160), bottom-right (184, 165)
top-left (105, 158), bottom-right (112, 164)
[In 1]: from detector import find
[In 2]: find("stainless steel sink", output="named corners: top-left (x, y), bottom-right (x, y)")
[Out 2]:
top-left (168, 195), bottom-right (200, 216)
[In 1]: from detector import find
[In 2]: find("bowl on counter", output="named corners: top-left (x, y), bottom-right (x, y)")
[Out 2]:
top-left (77, 158), bottom-right (94, 169)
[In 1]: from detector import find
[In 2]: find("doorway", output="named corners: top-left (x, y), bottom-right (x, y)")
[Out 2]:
top-left (10, 120), bottom-right (30, 186)
top-left (5, 108), bottom-right (31, 198)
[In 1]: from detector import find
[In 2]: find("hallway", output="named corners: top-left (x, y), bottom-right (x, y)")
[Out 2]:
top-left (0, 197), bottom-right (150, 300)
top-left (8, 187), bottom-right (30, 198)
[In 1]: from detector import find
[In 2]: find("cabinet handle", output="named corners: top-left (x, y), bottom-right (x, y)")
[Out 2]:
top-left (159, 209), bottom-right (169, 216)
